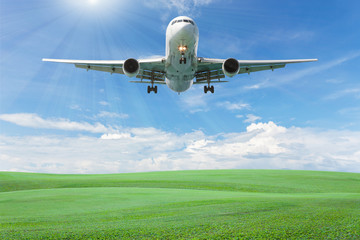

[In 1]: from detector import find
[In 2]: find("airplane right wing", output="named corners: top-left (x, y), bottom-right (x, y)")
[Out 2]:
top-left (195, 58), bottom-right (318, 83)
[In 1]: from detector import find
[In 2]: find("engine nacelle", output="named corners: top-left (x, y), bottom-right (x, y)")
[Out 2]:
top-left (123, 58), bottom-right (140, 78)
top-left (222, 58), bottom-right (240, 77)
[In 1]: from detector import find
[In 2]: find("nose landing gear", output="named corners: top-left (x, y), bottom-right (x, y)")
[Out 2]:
top-left (178, 45), bottom-right (188, 64)
top-left (179, 56), bottom-right (187, 64)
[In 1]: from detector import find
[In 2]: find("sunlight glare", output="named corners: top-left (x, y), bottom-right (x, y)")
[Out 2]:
top-left (65, 0), bottom-right (128, 22)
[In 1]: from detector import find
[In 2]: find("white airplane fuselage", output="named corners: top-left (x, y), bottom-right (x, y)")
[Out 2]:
top-left (165, 16), bottom-right (199, 93)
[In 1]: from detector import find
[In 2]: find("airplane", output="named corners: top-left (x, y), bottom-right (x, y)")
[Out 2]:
top-left (43, 16), bottom-right (317, 94)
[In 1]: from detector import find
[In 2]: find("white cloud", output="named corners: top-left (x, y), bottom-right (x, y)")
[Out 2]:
top-left (144, 0), bottom-right (215, 19)
top-left (266, 30), bottom-right (315, 42)
top-left (101, 133), bottom-right (131, 140)
top-left (179, 88), bottom-right (251, 114)
top-left (203, 34), bottom-right (251, 55)
top-left (244, 51), bottom-right (360, 90)
top-left (216, 101), bottom-right (250, 111)
top-left (244, 114), bottom-right (261, 123)
top-left (180, 88), bottom-right (211, 113)
top-left (96, 111), bottom-right (129, 119)
top-left (70, 104), bottom-right (82, 111)
top-left (99, 101), bottom-right (109, 106)
top-left (326, 79), bottom-right (343, 84)
top-left (0, 113), bottom-right (109, 133)
top-left (337, 107), bottom-right (360, 123)
top-left (244, 84), bottom-right (261, 90)
top-left (1, 121), bottom-right (359, 173)
top-left (338, 107), bottom-right (360, 116)
top-left (203, 29), bottom-right (314, 57)
top-left (323, 88), bottom-right (360, 101)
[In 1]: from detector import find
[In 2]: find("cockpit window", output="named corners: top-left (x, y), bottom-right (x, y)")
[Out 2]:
top-left (172, 19), bottom-right (194, 25)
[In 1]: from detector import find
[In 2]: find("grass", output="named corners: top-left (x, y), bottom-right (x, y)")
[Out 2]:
top-left (0, 170), bottom-right (359, 239)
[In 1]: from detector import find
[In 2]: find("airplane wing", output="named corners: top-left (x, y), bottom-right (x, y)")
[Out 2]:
top-left (195, 58), bottom-right (318, 83)
top-left (42, 58), bottom-right (166, 83)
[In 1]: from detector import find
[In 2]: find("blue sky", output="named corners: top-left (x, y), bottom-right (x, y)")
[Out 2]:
top-left (1, 0), bottom-right (360, 173)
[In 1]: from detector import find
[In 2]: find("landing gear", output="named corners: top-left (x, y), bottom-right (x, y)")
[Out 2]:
top-left (179, 57), bottom-right (187, 64)
top-left (203, 70), bottom-right (214, 94)
top-left (147, 71), bottom-right (158, 94)
top-left (178, 45), bottom-right (188, 64)
top-left (204, 85), bottom-right (214, 94)
top-left (147, 85), bottom-right (157, 94)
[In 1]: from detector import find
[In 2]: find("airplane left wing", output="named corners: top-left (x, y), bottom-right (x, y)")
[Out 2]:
top-left (42, 58), bottom-right (166, 83)
top-left (195, 58), bottom-right (318, 83)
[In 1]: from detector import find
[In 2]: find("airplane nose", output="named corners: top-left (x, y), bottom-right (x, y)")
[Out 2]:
top-left (175, 23), bottom-right (194, 38)
top-left (182, 23), bottom-right (194, 32)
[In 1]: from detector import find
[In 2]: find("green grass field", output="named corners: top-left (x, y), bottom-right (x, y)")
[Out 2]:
top-left (0, 170), bottom-right (359, 239)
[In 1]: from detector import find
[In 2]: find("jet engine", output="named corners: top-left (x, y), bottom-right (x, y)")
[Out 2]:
top-left (222, 58), bottom-right (240, 77)
top-left (123, 58), bottom-right (140, 78)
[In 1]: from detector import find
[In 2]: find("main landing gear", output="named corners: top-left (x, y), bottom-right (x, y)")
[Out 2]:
top-left (204, 85), bottom-right (214, 94)
top-left (147, 85), bottom-right (157, 94)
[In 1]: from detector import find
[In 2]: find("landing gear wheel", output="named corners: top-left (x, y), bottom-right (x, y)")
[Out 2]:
top-left (147, 85), bottom-right (158, 94)
top-left (179, 57), bottom-right (187, 64)
top-left (204, 85), bottom-right (214, 94)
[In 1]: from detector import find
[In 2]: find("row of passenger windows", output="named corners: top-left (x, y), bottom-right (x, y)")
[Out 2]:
top-left (171, 19), bottom-right (194, 25)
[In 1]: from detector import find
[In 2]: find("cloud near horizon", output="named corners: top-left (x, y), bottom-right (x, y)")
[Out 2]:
top-left (0, 114), bottom-right (359, 174)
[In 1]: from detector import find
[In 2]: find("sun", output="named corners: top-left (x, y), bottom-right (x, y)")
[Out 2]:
top-left (65, 0), bottom-right (128, 20)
